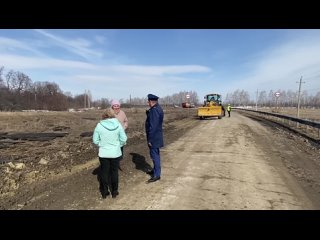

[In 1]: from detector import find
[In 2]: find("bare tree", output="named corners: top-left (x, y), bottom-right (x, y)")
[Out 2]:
top-left (258, 90), bottom-right (267, 107)
top-left (5, 70), bottom-right (16, 90)
top-left (16, 72), bottom-right (32, 94)
top-left (0, 66), bottom-right (4, 87)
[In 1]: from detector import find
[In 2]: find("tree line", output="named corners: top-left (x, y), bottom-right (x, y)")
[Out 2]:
top-left (95, 91), bottom-right (200, 108)
top-left (1, 66), bottom-right (319, 111)
top-left (0, 66), bottom-right (94, 111)
top-left (224, 89), bottom-right (320, 108)
top-left (0, 66), bottom-right (200, 111)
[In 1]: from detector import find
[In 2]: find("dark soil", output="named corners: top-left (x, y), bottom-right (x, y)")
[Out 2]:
top-left (0, 108), bottom-right (198, 209)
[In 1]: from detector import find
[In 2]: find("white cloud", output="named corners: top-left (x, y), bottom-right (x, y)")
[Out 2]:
top-left (59, 73), bottom-right (189, 100)
top-left (0, 54), bottom-right (98, 70)
top-left (0, 31), bottom-right (213, 100)
top-left (0, 37), bottom-right (45, 56)
top-left (34, 29), bottom-right (103, 60)
top-left (0, 53), bottom-right (210, 75)
top-left (0, 52), bottom-right (211, 100)
top-left (107, 65), bottom-right (210, 75)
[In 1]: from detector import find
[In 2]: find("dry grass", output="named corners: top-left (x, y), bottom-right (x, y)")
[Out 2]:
top-left (0, 106), bottom-right (193, 135)
top-left (258, 107), bottom-right (320, 121)
top-left (0, 111), bottom-right (92, 133)
top-left (254, 107), bottom-right (320, 140)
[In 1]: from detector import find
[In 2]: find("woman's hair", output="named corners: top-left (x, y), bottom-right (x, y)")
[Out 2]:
top-left (102, 108), bottom-right (115, 119)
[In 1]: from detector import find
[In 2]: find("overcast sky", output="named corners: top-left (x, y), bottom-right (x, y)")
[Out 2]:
top-left (1, 29), bottom-right (320, 101)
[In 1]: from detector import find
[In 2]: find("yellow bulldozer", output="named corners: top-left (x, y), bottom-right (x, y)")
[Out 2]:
top-left (197, 93), bottom-right (225, 119)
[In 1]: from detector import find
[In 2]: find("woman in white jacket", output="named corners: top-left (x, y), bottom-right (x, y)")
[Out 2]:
top-left (93, 108), bottom-right (127, 199)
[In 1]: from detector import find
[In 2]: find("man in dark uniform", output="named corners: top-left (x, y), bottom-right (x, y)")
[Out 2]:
top-left (145, 94), bottom-right (164, 183)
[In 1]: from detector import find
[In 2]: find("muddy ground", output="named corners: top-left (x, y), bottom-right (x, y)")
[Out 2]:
top-left (0, 108), bottom-right (320, 209)
top-left (0, 107), bottom-right (197, 209)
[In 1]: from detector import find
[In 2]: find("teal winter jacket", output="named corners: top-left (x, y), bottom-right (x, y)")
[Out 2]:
top-left (93, 118), bottom-right (127, 158)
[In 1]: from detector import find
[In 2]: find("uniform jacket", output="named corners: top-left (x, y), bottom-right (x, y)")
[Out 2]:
top-left (227, 105), bottom-right (231, 112)
top-left (93, 118), bottom-right (127, 158)
top-left (145, 103), bottom-right (164, 148)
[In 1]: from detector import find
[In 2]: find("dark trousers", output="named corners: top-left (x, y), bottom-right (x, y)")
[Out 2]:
top-left (120, 146), bottom-right (124, 161)
top-left (99, 157), bottom-right (120, 194)
top-left (149, 147), bottom-right (161, 178)
top-left (227, 111), bottom-right (231, 117)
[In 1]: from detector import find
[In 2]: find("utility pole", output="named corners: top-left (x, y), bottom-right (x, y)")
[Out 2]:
top-left (84, 90), bottom-right (87, 108)
top-left (296, 76), bottom-right (305, 119)
top-left (255, 89), bottom-right (258, 111)
top-left (34, 87), bottom-right (37, 110)
top-left (87, 90), bottom-right (91, 108)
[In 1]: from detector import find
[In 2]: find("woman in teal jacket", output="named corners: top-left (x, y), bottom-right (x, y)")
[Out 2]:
top-left (93, 108), bottom-right (127, 199)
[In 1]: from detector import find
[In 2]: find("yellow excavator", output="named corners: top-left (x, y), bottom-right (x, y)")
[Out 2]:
top-left (197, 93), bottom-right (225, 119)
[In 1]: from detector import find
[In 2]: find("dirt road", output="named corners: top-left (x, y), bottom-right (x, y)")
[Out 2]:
top-left (92, 112), bottom-right (317, 210)
top-left (7, 111), bottom-right (320, 210)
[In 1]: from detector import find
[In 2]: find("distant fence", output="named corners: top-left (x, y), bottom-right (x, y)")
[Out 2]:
top-left (234, 107), bottom-right (320, 140)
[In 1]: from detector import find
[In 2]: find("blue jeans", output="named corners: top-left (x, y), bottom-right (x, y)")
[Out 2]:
top-left (149, 147), bottom-right (161, 178)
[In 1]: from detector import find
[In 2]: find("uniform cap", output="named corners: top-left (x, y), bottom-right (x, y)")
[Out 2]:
top-left (147, 94), bottom-right (159, 101)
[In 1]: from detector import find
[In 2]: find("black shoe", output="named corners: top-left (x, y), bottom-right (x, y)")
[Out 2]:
top-left (112, 191), bottom-right (119, 198)
top-left (102, 191), bottom-right (110, 199)
top-left (147, 176), bottom-right (161, 183)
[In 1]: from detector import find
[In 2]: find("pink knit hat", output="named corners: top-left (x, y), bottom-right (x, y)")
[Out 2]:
top-left (111, 100), bottom-right (120, 107)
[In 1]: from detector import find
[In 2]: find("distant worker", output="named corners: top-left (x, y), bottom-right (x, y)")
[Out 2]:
top-left (222, 105), bottom-right (226, 117)
top-left (227, 104), bottom-right (231, 117)
top-left (93, 108), bottom-right (127, 199)
top-left (145, 94), bottom-right (164, 183)
top-left (111, 100), bottom-right (128, 171)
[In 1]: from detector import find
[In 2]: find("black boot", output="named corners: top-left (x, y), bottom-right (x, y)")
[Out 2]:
top-left (102, 191), bottom-right (110, 199)
top-left (112, 191), bottom-right (119, 198)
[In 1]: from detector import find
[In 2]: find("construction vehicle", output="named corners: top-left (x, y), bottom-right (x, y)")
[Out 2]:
top-left (182, 102), bottom-right (195, 108)
top-left (197, 93), bottom-right (225, 119)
